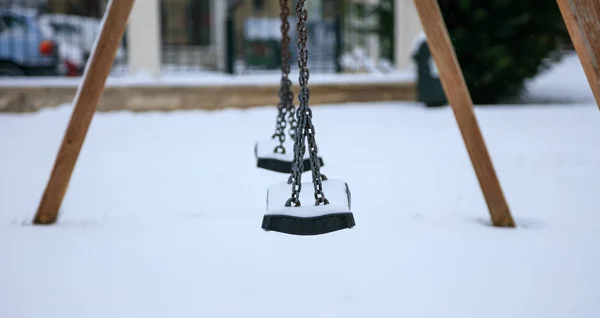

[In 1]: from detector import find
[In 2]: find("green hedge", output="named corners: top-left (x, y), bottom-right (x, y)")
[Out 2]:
top-left (437, 0), bottom-right (571, 104)
top-left (347, 0), bottom-right (571, 104)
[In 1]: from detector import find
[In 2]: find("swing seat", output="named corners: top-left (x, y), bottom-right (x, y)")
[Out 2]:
top-left (262, 179), bottom-right (355, 235)
top-left (255, 139), bottom-right (324, 173)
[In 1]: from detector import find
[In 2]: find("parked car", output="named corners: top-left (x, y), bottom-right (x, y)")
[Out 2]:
top-left (0, 7), bottom-right (61, 76)
top-left (0, 6), bottom-right (88, 77)
top-left (37, 13), bottom-right (126, 64)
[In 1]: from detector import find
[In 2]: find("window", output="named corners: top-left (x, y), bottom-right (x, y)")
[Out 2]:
top-left (0, 15), bottom-right (28, 31)
top-left (322, 0), bottom-right (337, 18)
top-left (253, 0), bottom-right (264, 11)
top-left (162, 0), bottom-right (212, 46)
top-left (50, 22), bottom-right (80, 37)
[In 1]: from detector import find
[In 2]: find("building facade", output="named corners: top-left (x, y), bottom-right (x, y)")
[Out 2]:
top-left (1, 0), bottom-right (423, 76)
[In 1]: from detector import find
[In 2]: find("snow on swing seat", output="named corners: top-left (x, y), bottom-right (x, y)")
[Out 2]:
top-left (262, 179), bottom-right (355, 235)
top-left (255, 138), bottom-right (324, 173)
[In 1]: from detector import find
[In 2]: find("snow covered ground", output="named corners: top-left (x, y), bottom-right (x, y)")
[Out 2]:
top-left (0, 68), bottom-right (414, 88)
top-left (1, 53), bottom-right (599, 318)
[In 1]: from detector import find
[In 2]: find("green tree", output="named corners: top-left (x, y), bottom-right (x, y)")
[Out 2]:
top-left (438, 0), bottom-right (571, 104)
top-left (349, 0), bottom-right (571, 104)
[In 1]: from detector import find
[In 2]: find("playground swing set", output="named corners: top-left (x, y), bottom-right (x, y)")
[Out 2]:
top-left (31, 0), bottom-right (600, 236)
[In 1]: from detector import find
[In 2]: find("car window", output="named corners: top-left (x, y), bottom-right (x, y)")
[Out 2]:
top-left (50, 22), bottom-right (79, 35)
top-left (0, 15), bottom-right (27, 32)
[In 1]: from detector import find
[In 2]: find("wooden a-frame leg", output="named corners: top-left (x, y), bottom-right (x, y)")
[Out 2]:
top-left (557, 0), bottom-right (600, 109)
top-left (33, 0), bottom-right (136, 225)
top-left (413, 0), bottom-right (516, 227)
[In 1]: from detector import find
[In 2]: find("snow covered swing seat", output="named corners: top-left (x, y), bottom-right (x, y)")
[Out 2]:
top-left (255, 138), bottom-right (324, 173)
top-left (262, 179), bottom-right (355, 235)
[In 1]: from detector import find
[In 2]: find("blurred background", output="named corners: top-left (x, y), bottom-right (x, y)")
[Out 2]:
top-left (0, 0), bottom-right (575, 108)
top-left (0, 0), bottom-right (417, 76)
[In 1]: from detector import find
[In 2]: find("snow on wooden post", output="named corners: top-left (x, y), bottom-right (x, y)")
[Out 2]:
top-left (557, 0), bottom-right (600, 110)
top-left (33, 0), bottom-right (136, 225)
top-left (412, 0), bottom-right (516, 227)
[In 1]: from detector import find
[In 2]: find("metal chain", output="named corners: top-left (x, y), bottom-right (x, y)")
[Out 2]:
top-left (285, 0), bottom-right (329, 207)
top-left (271, 0), bottom-right (293, 154)
top-left (283, 0), bottom-right (297, 142)
top-left (281, 0), bottom-right (297, 145)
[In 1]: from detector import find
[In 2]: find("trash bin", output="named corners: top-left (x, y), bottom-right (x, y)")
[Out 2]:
top-left (412, 34), bottom-right (447, 107)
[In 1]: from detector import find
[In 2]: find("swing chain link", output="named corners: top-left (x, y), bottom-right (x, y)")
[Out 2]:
top-left (271, 0), bottom-right (294, 154)
top-left (282, 0), bottom-right (297, 141)
top-left (286, 0), bottom-right (328, 208)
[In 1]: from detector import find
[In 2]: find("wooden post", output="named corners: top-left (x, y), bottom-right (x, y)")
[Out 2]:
top-left (557, 0), bottom-right (600, 110)
top-left (413, 0), bottom-right (516, 227)
top-left (33, 0), bottom-right (136, 225)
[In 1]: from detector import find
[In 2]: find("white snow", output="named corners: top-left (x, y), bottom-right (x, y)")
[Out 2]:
top-left (1, 52), bottom-right (599, 318)
top-left (266, 179), bottom-right (351, 217)
top-left (521, 53), bottom-right (595, 103)
top-left (0, 69), bottom-right (414, 88)
top-left (410, 31), bottom-right (427, 56)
